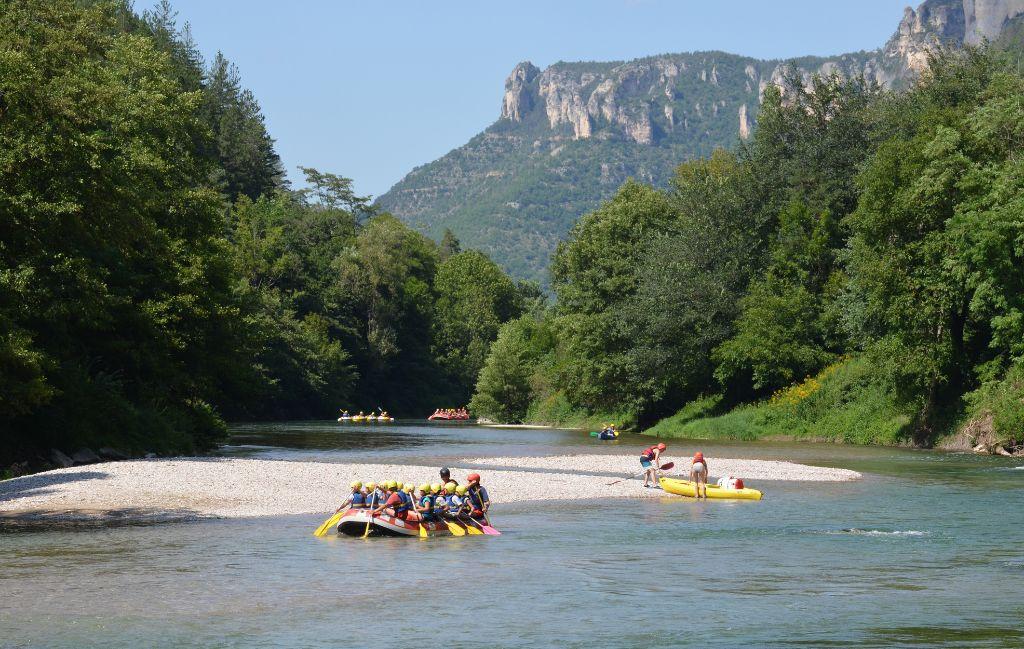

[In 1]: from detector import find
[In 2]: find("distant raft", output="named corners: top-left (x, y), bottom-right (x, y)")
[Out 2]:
top-left (659, 476), bottom-right (763, 500)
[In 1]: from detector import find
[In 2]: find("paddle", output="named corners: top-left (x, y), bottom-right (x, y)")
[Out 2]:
top-left (606, 462), bottom-right (675, 485)
top-left (461, 515), bottom-right (484, 535)
top-left (361, 492), bottom-right (379, 539)
top-left (313, 505), bottom-right (350, 537)
top-left (444, 516), bottom-right (467, 536)
top-left (479, 511), bottom-right (501, 535)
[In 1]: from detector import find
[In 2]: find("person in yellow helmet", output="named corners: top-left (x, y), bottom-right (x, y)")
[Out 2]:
top-left (337, 480), bottom-right (366, 512)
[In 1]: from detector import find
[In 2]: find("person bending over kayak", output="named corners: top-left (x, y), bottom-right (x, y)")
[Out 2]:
top-left (690, 452), bottom-right (709, 499)
top-left (465, 473), bottom-right (490, 519)
top-left (640, 443), bottom-right (667, 488)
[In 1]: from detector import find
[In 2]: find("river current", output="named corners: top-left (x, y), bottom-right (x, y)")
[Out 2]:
top-left (2, 422), bottom-right (1023, 648)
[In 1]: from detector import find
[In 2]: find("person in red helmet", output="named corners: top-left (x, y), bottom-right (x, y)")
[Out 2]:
top-left (640, 442), bottom-right (667, 488)
top-left (465, 473), bottom-right (490, 519)
top-left (690, 451), bottom-right (709, 499)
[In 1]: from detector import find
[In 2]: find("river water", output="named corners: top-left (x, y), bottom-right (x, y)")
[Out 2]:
top-left (2, 422), bottom-right (1023, 648)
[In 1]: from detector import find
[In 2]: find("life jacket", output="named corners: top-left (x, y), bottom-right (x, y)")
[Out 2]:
top-left (350, 492), bottom-right (366, 507)
top-left (467, 486), bottom-right (488, 510)
top-left (447, 495), bottom-right (462, 513)
top-left (641, 447), bottom-right (656, 460)
top-left (393, 491), bottom-right (411, 513)
top-left (733, 478), bottom-right (744, 489)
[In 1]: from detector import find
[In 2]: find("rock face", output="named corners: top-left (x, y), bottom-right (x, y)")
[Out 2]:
top-left (378, 0), bottom-right (1024, 285)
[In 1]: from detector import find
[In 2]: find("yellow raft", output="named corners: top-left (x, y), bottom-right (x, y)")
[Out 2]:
top-left (659, 477), bottom-right (763, 500)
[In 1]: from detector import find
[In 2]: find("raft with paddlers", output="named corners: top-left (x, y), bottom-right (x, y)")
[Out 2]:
top-left (428, 408), bottom-right (470, 421)
top-left (659, 476), bottom-right (763, 500)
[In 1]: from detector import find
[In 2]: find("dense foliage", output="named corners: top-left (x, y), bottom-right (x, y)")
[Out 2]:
top-left (0, 0), bottom-right (524, 465)
top-left (472, 50), bottom-right (1024, 449)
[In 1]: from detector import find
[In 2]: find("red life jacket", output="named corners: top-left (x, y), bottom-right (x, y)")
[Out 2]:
top-left (641, 447), bottom-right (656, 460)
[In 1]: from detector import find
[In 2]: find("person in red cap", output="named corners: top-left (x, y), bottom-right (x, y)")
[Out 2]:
top-left (690, 451), bottom-right (709, 499)
top-left (640, 442), bottom-right (667, 488)
top-left (465, 473), bottom-right (490, 519)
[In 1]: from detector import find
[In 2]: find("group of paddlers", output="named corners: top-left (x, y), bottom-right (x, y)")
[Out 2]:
top-left (335, 467), bottom-right (490, 523)
top-left (428, 407), bottom-right (470, 419)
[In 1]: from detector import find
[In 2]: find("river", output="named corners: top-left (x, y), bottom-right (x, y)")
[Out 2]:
top-left (2, 422), bottom-right (1023, 648)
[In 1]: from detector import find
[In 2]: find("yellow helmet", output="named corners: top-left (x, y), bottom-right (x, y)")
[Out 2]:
top-left (418, 483), bottom-right (431, 493)
top-left (404, 483), bottom-right (414, 492)
top-left (444, 481), bottom-right (457, 493)
top-left (386, 480), bottom-right (398, 490)
top-left (431, 483), bottom-right (442, 494)
top-left (350, 481), bottom-right (362, 489)
top-left (455, 485), bottom-right (468, 495)
top-left (365, 482), bottom-right (376, 491)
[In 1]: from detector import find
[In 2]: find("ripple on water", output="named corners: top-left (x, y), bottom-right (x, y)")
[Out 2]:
top-left (821, 528), bottom-right (929, 537)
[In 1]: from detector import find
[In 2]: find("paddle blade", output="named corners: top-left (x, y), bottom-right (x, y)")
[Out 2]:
top-left (313, 510), bottom-right (344, 537)
top-left (480, 525), bottom-right (501, 536)
top-left (659, 462), bottom-right (675, 471)
top-left (464, 522), bottom-right (483, 535)
top-left (361, 514), bottom-right (374, 539)
top-left (419, 521), bottom-right (428, 538)
top-left (589, 431), bottom-right (599, 436)
top-left (446, 520), bottom-right (466, 536)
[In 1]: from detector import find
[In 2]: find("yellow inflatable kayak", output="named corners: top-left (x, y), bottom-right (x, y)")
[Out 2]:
top-left (660, 477), bottom-right (762, 500)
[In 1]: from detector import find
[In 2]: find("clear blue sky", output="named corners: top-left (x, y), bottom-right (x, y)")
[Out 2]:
top-left (147, 0), bottom-right (912, 198)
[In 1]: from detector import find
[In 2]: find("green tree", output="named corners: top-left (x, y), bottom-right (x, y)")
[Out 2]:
top-left (844, 49), bottom-right (1024, 437)
top-left (433, 251), bottom-right (524, 400)
top-left (470, 315), bottom-right (556, 422)
top-left (551, 181), bottom-right (676, 412)
top-left (0, 0), bottom-right (245, 459)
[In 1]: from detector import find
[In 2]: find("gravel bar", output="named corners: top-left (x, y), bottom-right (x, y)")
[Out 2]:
top-left (0, 454), bottom-right (858, 521)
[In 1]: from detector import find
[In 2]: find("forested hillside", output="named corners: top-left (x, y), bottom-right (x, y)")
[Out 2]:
top-left (0, 0), bottom-right (527, 468)
top-left (471, 50), bottom-right (1024, 454)
top-left (378, 0), bottom-right (1024, 286)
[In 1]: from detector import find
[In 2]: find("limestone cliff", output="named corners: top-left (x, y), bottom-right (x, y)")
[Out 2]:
top-left (377, 0), bottom-right (1024, 285)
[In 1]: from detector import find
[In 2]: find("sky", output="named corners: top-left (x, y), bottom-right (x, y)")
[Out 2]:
top-left (146, 0), bottom-right (913, 198)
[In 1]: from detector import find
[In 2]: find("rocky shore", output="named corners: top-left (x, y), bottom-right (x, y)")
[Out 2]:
top-left (0, 454), bottom-right (860, 522)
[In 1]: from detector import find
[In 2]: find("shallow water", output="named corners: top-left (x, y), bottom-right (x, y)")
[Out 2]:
top-left (2, 423), bottom-right (1023, 648)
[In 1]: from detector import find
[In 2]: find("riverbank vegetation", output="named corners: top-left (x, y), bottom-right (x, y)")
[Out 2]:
top-left (0, 1), bottom-right (528, 466)
top-left (471, 49), bottom-right (1024, 452)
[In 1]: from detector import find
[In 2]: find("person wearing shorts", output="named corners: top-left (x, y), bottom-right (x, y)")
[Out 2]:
top-left (640, 443), bottom-right (667, 488)
top-left (690, 452), bottom-right (709, 499)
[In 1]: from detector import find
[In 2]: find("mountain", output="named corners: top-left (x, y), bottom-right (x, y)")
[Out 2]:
top-left (377, 0), bottom-right (1024, 285)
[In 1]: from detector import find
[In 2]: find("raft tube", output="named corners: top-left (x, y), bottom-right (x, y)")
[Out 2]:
top-left (336, 508), bottom-right (452, 537)
top-left (659, 476), bottom-right (762, 500)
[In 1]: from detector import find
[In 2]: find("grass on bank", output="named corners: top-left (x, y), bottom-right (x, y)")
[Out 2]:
top-left (524, 391), bottom-right (636, 431)
top-left (644, 357), bottom-right (915, 445)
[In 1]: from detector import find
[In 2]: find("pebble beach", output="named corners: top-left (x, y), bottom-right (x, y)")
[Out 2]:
top-left (0, 455), bottom-right (860, 521)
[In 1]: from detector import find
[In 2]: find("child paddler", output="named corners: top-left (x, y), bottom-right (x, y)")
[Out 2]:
top-left (338, 481), bottom-right (366, 511)
top-left (415, 483), bottom-right (436, 522)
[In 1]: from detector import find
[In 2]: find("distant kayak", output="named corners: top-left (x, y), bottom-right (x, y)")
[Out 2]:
top-left (660, 476), bottom-right (763, 500)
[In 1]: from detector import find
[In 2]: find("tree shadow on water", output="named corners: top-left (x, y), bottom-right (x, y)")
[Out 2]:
top-left (0, 470), bottom-right (109, 503)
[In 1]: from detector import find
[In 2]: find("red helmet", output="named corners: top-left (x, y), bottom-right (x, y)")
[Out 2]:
top-left (467, 473), bottom-right (481, 483)
top-left (657, 443), bottom-right (667, 451)
top-left (694, 452), bottom-right (704, 460)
